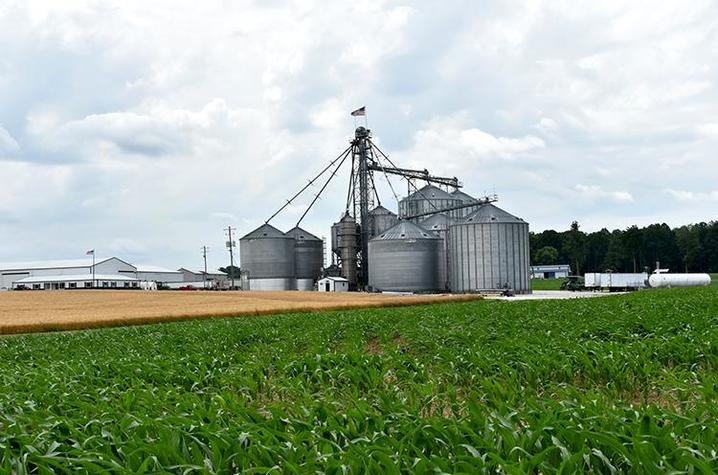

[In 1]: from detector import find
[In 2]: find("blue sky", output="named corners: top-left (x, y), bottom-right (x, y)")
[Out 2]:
top-left (0, 0), bottom-right (716, 270)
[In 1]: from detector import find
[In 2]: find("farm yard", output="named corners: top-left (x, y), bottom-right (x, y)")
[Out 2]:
top-left (0, 286), bottom-right (717, 472)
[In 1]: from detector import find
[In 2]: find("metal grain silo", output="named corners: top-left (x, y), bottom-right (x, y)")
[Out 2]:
top-left (368, 220), bottom-right (442, 292)
top-left (239, 223), bottom-right (296, 290)
top-left (336, 213), bottom-right (359, 287)
top-left (451, 190), bottom-right (482, 219)
top-left (398, 185), bottom-right (459, 222)
top-left (368, 205), bottom-right (398, 238)
top-left (449, 203), bottom-right (530, 294)
top-left (286, 226), bottom-right (323, 291)
top-left (420, 213), bottom-right (455, 291)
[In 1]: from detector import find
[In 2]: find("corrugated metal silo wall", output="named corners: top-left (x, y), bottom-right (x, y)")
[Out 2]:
top-left (434, 228), bottom-right (449, 291)
top-left (368, 239), bottom-right (442, 292)
top-left (240, 237), bottom-right (296, 290)
top-left (249, 278), bottom-right (297, 291)
top-left (370, 213), bottom-right (399, 237)
top-left (294, 239), bottom-right (323, 290)
top-left (448, 222), bottom-right (531, 293)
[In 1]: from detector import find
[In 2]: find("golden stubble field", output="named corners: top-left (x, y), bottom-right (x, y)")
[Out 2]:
top-left (0, 290), bottom-right (481, 334)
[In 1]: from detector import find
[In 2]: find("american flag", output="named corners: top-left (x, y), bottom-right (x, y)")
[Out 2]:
top-left (350, 106), bottom-right (366, 117)
top-left (86, 249), bottom-right (95, 255)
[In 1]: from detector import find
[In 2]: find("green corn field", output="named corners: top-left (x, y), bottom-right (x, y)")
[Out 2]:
top-left (1, 287), bottom-right (717, 473)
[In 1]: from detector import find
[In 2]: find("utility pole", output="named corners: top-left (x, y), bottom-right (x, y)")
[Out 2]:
top-left (201, 246), bottom-right (209, 290)
top-left (225, 227), bottom-right (237, 290)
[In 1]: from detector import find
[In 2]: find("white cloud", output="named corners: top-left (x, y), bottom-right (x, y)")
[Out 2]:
top-left (0, 124), bottom-right (19, 153)
top-left (1, 0), bottom-right (717, 267)
top-left (575, 184), bottom-right (634, 203)
top-left (665, 189), bottom-right (718, 202)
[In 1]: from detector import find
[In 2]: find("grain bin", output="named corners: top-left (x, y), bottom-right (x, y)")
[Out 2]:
top-left (239, 223), bottom-right (296, 290)
top-left (336, 212), bottom-right (359, 286)
top-left (398, 185), bottom-right (460, 221)
top-left (368, 205), bottom-right (398, 238)
top-left (451, 190), bottom-right (482, 218)
top-left (286, 226), bottom-right (323, 291)
top-left (368, 220), bottom-right (442, 292)
top-left (420, 213), bottom-right (455, 291)
top-left (449, 203), bottom-right (531, 294)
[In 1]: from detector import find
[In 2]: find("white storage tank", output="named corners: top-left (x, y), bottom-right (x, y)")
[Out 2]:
top-left (286, 226), bottom-right (323, 291)
top-left (449, 203), bottom-right (531, 294)
top-left (368, 220), bottom-right (443, 292)
top-left (239, 224), bottom-right (296, 290)
top-left (648, 273), bottom-right (711, 288)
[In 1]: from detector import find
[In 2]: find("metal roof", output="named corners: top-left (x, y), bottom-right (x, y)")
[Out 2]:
top-left (420, 213), bottom-right (455, 230)
top-left (405, 184), bottom-right (453, 201)
top-left (240, 223), bottom-right (289, 240)
top-left (13, 274), bottom-right (139, 284)
top-left (319, 276), bottom-right (348, 282)
top-left (285, 226), bottom-right (321, 241)
top-left (372, 220), bottom-right (439, 241)
top-left (0, 257), bottom-right (115, 271)
top-left (132, 265), bottom-right (182, 273)
top-left (369, 205), bottom-right (397, 216)
top-left (462, 203), bottom-right (526, 224)
top-left (451, 190), bottom-right (478, 202)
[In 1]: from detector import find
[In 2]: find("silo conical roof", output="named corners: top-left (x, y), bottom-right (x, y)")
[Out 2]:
top-left (463, 203), bottom-right (525, 224)
top-left (451, 190), bottom-right (478, 203)
top-left (285, 226), bottom-right (321, 241)
top-left (372, 220), bottom-right (439, 241)
top-left (420, 213), bottom-right (455, 230)
top-left (241, 223), bottom-right (288, 240)
top-left (369, 205), bottom-right (397, 216)
top-left (405, 184), bottom-right (453, 201)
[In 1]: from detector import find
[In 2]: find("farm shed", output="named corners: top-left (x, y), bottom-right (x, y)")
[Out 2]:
top-left (531, 265), bottom-right (571, 279)
top-left (318, 276), bottom-right (349, 292)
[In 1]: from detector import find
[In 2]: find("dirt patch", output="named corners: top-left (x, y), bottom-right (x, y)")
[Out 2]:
top-left (365, 337), bottom-right (382, 354)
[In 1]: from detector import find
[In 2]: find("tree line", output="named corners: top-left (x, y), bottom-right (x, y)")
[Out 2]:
top-left (531, 221), bottom-right (718, 275)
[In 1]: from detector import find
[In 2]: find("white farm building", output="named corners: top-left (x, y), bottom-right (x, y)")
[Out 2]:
top-left (0, 257), bottom-right (216, 291)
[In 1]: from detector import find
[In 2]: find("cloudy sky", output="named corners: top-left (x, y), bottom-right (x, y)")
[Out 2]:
top-left (1, 0), bottom-right (716, 270)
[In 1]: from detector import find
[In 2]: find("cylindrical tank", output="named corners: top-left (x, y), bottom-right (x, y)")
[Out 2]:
top-left (449, 203), bottom-right (531, 294)
top-left (420, 213), bottom-right (455, 291)
top-left (648, 273), bottom-right (711, 288)
top-left (369, 205), bottom-right (399, 238)
top-left (286, 226), bottom-right (323, 291)
top-left (239, 223), bottom-right (296, 290)
top-left (368, 220), bottom-right (443, 292)
top-left (398, 185), bottom-right (460, 222)
top-left (336, 213), bottom-right (359, 286)
top-left (451, 190), bottom-right (481, 219)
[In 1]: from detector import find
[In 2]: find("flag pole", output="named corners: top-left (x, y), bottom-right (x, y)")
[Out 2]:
top-left (92, 252), bottom-right (95, 289)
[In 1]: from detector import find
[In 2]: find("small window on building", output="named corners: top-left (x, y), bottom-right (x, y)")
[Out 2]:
top-left (69, 282), bottom-right (77, 289)
top-left (84, 282), bottom-right (92, 288)
top-left (59, 283), bottom-right (66, 289)
top-left (111, 282), bottom-right (117, 288)
top-left (124, 282), bottom-right (130, 288)
top-left (102, 281), bottom-right (109, 288)
top-left (132, 282), bottom-right (138, 288)
top-left (33, 284), bottom-right (40, 290)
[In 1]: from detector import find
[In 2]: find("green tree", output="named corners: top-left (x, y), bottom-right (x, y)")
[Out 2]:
top-left (563, 221), bottom-right (586, 275)
top-left (534, 246), bottom-right (559, 265)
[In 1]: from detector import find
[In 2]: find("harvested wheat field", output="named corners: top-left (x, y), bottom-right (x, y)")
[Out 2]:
top-left (0, 290), bottom-right (481, 334)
